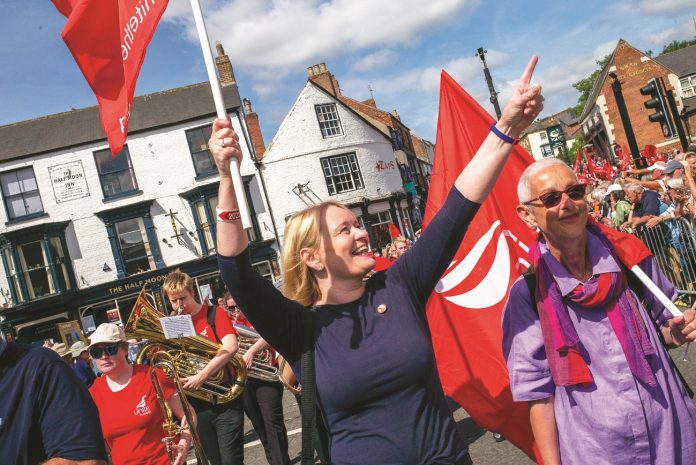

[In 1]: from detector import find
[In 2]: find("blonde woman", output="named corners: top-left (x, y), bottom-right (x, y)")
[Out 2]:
top-left (211, 57), bottom-right (544, 465)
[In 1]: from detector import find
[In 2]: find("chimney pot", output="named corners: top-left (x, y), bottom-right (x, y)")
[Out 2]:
top-left (319, 63), bottom-right (327, 72)
top-left (307, 66), bottom-right (314, 77)
top-left (215, 41), bottom-right (224, 56)
top-left (313, 64), bottom-right (321, 75)
top-left (243, 98), bottom-right (252, 113)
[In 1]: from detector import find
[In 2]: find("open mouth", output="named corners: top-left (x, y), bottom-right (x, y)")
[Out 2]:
top-left (352, 245), bottom-right (369, 256)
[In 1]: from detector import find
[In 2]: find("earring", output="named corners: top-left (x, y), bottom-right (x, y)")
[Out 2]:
top-left (316, 264), bottom-right (324, 271)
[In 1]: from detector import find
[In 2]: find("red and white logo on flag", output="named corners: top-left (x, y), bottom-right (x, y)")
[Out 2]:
top-left (52, 0), bottom-right (169, 155)
top-left (423, 71), bottom-right (542, 462)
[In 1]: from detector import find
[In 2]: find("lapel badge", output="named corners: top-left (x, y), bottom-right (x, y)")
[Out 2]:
top-left (376, 304), bottom-right (387, 314)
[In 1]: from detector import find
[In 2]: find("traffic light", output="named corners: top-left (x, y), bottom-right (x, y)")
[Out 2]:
top-left (640, 78), bottom-right (675, 138)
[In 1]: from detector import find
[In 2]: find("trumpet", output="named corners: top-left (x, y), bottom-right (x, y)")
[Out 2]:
top-left (151, 350), bottom-right (209, 465)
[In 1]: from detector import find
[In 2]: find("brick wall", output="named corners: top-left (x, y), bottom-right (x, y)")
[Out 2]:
top-left (600, 41), bottom-right (683, 152)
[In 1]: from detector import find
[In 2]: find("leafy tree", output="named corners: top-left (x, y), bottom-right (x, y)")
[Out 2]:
top-left (661, 39), bottom-right (696, 55)
top-left (561, 133), bottom-right (586, 167)
top-left (569, 55), bottom-right (611, 117)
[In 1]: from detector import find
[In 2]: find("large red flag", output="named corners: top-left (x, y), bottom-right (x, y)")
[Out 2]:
top-left (52, 0), bottom-right (168, 155)
top-left (423, 71), bottom-right (542, 462)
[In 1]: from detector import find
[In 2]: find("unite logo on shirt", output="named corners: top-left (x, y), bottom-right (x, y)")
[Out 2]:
top-left (133, 394), bottom-right (152, 416)
top-left (200, 327), bottom-right (209, 337)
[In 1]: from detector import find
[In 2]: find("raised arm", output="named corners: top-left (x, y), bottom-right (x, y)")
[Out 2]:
top-left (210, 127), bottom-right (247, 257)
top-left (455, 55), bottom-right (543, 202)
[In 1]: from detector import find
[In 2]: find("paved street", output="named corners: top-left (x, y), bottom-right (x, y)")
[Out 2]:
top-left (233, 346), bottom-right (696, 465)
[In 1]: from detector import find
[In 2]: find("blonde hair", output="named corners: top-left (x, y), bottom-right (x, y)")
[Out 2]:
top-left (281, 201), bottom-right (350, 307)
top-left (393, 236), bottom-right (408, 246)
top-left (162, 269), bottom-right (194, 296)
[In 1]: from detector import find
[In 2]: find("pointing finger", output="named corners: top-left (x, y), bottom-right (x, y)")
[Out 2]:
top-left (519, 55), bottom-right (539, 87)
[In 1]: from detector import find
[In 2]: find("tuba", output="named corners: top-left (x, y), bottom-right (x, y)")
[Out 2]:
top-left (126, 289), bottom-right (247, 404)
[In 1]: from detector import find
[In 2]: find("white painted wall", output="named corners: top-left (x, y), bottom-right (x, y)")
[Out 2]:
top-left (261, 83), bottom-right (404, 243)
top-left (0, 113), bottom-right (274, 306)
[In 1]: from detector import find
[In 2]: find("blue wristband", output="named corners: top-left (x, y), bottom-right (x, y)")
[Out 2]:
top-left (490, 123), bottom-right (518, 145)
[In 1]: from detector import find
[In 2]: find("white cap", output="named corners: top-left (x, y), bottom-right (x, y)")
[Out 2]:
top-left (51, 342), bottom-right (71, 357)
top-left (69, 340), bottom-right (89, 357)
top-left (88, 323), bottom-right (125, 348)
top-left (605, 184), bottom-right (624, 196)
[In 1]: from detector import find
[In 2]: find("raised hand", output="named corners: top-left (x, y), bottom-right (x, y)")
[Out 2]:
top-left (209, 118), bottom-right (243, 179)
top-left (498, 55), bottom-right (544, 138)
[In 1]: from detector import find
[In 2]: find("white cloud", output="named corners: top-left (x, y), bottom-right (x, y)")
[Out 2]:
top-left (163, 0), bottom-right (475, 72)
top-left (635, 0), bottom-right (696, 14)
top-left (351, 49), bottom-right (397, 72)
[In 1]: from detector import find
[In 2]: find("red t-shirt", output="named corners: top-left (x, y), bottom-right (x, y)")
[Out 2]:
top-left (191, 303), bottom-right (237, 343)
top-left (90, 365), bottom-right (175, 465)
top-left (228, 308), bottom-right (278, 365)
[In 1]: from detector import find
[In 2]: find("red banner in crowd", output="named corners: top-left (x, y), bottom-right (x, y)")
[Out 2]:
top-left (423, 71), bottom-right (541, 462)
top-left (52, 0), bottom-right (168, 155)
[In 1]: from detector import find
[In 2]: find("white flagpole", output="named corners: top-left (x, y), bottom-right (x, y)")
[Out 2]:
top-left (189, 0), bottom-right (252, 230)
top-left (630, 265), bottom-right (683, 318)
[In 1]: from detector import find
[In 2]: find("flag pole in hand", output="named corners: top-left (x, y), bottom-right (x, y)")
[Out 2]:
top-left (189, 0), bottom-right (252, 230)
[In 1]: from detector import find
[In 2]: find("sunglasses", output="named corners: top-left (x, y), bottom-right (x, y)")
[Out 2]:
top-left (523, 183), bottom-right (587, 208)
top-left (89, 344), bottom-right (119, 359)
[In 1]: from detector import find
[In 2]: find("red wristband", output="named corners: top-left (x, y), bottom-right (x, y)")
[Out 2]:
top-left (216, 207), bottom-right (241, 222)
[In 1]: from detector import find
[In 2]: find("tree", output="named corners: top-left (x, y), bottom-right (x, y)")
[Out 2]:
top-left (661, 39), bottom-right (696, 55)
top-left (569, 55), bottom-right (611, 117)
top-left (564, 133), bottom-right (586, 167)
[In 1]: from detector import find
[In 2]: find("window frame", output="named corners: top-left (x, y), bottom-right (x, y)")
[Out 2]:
top-left (185, 124), bottom-right (218, 179)
top-left (95, 200), bottom-right (164, 279)
top-left (0, 222), bottom-right (75, 305)
top-left (320, 152), bottom-right (365, 196)
top-left (315, 103), bottom-right (344, 138)
top-left (680, 75), bottom-right (696, 99)
top-left (0, 167), bottom-right (44, 222)
top-left (93, 145), bottom-right (140, 200)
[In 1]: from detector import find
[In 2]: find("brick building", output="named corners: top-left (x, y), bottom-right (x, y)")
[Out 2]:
top-left (580, 39), bottom-right (696, 160)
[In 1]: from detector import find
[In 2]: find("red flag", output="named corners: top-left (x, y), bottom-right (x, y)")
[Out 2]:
top-left (423, 71), bottom-right (542, 462)
top-left (389, 223), bottom-right (402, 239)
top-left (617, 143), bottom-right (631, 171)
top-left (52, 0), bottom-right (169, 155)
top-left (368, 252), bottom-right (393, 272)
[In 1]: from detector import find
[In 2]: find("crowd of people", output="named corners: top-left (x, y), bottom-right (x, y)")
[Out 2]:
top-left (583, 149), bottom-right (696, 233)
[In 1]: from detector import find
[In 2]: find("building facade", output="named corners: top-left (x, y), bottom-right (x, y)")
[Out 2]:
top-left (580, 40), bottom-right (696, 161)
top-left (0, 45), bottom-right (279, 343)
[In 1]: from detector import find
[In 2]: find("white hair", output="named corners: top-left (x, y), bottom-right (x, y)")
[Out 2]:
top-left (517, 158), bottom-right (576, 203)
top-left (624, 183), bottom-right (644, 194)
top-left (666, 177), bottom-right (684, 189)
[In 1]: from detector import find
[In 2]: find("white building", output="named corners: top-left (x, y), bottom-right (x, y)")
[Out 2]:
top-left (259, 66), bottom-right (423, 252)
top-left (0, 44), bottom-right (279, 343)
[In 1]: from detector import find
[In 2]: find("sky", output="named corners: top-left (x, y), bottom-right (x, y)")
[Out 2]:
top-left (1, 0), bottom-right (695, 145)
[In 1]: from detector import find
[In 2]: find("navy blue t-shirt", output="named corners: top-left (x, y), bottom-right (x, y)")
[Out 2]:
top-left (634, 189), bottom-right (661, 217)
top-left (0, 341), bottom-right (107, 465)
top-left (219, 188), bottom-right (479, 465)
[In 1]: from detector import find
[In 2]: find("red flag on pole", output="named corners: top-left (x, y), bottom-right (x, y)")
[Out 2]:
top-left (52, 0), bottom-right (169, 155)
top-left (389, 223), bottom-right (402, 239)
top-left (423, 71), bottom-right (542, 462)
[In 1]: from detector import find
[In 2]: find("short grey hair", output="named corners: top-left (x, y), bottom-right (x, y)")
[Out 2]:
top-left (666, 177), bottom-right (684, 189)
top-left (624, 183), bottom-right (644, 194)
top-left (517, 158), bottom-right (576, 203)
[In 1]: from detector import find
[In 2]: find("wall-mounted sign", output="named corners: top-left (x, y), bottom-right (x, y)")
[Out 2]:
top-left (48, 160), bottom-right (90, 203)
top-left (546, 124), bottom-right (566, 148)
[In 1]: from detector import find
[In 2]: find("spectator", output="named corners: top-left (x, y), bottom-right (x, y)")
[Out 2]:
top-left (51, 342), bottom-right (73, 365)
top-left (0, 338), bottom-right (108, 465)
top-left (392, 236), bottom-right (410, 258)
top-left (605, 184), bottom-right (631, 229)
top-left (622, 184), bottom-right (661, 230)
top-left (70, 340), bottom-right (97, 387)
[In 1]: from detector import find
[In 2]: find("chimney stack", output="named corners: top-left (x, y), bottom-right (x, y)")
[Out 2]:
top-left (392, 109), bottom-right (400, 121)
top-left (215, 41), bottom-right (236, 86)
top-left (242, 98), bottom-right (266, 159)
top-left (307, 62), bottom-right (341, 96)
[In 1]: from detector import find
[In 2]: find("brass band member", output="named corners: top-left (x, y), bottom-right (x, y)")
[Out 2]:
top-left (88, 323), bottom-right (193, 465)
top-left (163, 270), bottom-right (244, 465)
top-left (226, 292), bottom-right (291, 465)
